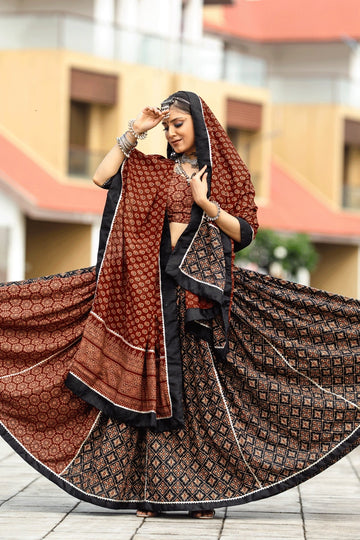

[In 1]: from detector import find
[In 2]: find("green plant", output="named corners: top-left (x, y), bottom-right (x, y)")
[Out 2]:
top-left (236, 229), bottom-right (318, 276)
top-left (281, 233), bottom-right (318, 276)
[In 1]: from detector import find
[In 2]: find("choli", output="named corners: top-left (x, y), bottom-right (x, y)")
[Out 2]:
top-left (167, 171), bottom-right (193, 224)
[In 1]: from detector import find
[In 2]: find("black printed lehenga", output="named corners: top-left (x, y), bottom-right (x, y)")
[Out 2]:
top-left (1, 91), bottom-right (359, 512)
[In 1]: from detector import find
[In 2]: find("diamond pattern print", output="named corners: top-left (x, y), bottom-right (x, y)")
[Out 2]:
top-left (61, 272), bottom-right (360, 509)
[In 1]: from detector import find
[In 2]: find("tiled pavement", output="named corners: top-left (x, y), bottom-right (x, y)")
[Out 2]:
top-left (0, 438), bottom-right (359, 540)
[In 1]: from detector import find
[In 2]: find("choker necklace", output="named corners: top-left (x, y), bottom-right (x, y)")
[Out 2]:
top-left (175, 159), bottom-right (197, 183)
top-left (180, 153), bottom-right (198, 169)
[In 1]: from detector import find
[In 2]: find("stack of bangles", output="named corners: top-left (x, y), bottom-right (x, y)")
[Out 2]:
top-left (205, 200), bottom-right (221, 222)
top-left (116, 119), bottom-right (147, 158)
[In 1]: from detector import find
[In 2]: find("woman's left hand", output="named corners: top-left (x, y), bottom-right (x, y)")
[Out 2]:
top-left (189, 165), bottom-right (208, 208)
top-left (190, 164), bottom-right (241, 241)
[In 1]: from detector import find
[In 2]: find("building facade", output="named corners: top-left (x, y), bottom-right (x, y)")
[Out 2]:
top-left (204, 0), bottom-right (360, 298)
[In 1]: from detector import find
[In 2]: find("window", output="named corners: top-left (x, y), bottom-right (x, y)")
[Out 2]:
top-left (226, 99), bottom-right (262, 190)
top-left (68, 100), bottom-right (91, 176)
top-left (68, 69), bottom-right (118, 178)
top-left (343, 119), bottom-right (360, 209)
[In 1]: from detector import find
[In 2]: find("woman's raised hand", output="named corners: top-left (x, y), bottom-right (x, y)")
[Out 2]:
top-left (93, 106), bottom-right (167, 186)
top-left (133, 107), bottom-right (167, 135)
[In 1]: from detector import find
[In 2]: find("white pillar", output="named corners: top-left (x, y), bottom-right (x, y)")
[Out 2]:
top-left (182, 0), bottom-right (203, 42)
top-left (8, 212), bottom-right (25, 282)
top-left (137, 0), bottom-right (182, 68)
top-left (93, 0), bottom-right (115, 58)
top-left (115, 0), bottom-right (138, 28)
top-left (0, 191), bottom-right (25, 282)
top-left (138, 0), bottom-right (177, 38)
top-left (115, 0), bottom-right (139, 62)
top-left (349, 45), bottom-right (360, 107)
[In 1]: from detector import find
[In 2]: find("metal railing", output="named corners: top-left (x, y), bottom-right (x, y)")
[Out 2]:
top-left (269, 74), bottom-right (360, 108)
top-left (343, 184), bottom-right (360, 210)
top-left (68, 146), bottom-right (105, 178)
top-left (2, 12), bottom-right (360, 105)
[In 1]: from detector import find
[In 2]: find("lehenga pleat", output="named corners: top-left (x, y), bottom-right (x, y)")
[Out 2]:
top-left (1, 267), bottom-right (360, 511)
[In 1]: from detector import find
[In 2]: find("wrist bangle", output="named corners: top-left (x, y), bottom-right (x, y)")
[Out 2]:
top-left (116, 132), bottom-right (137, 158)
top-left (205, 200), bottom-right (221, 222)
top-left (128, 119), bottom-right (148, 140)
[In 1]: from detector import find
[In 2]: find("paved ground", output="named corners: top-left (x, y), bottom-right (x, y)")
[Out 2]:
top-left (0, 437), bottom-right (359, 540)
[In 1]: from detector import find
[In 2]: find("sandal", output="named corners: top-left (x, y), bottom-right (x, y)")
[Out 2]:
top-left (136, 510), bottom-right (159, 518)
top-left (189, 509), bottom-right (215, 519)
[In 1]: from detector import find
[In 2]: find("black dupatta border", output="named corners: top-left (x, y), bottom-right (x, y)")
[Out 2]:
top-left (163, 92), bottom-right (234, 357)
top-left (67, 155), bottom-right (185, 432)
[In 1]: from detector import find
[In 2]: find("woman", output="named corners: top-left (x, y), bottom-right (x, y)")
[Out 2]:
top-left (1, 91), bottom-right (360, 520)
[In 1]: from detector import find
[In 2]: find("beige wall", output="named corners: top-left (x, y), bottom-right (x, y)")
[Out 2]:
top-left (272, 103), bottom-right (360, 210)
top-left (25, 219), bottom-right (92, 279)
top-left (0, 50), bottom-right (175, 177)
top-left (311, 243), bottom-right (359, 298)
top-left (272, 104), bottom-right (341, 206)
top-left (0, 50), bottom-right (69, 173)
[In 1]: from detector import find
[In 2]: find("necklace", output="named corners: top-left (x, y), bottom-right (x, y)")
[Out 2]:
top-left (175, 160), bottom-right (197, 183)
top-left (180, 153), bottom-right (198, 168)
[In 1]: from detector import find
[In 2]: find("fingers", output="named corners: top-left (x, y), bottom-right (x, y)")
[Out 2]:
top-left (192, 165), bottom-right (208, 181)
top-left (143, 106), bottom-right (168, 119)
top-left (135, 106), bottom-right (168, 131)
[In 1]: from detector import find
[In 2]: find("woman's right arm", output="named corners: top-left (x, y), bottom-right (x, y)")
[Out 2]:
top-left (92, 138), bottom-right (135, 187)
top-left (92, 106), bottom-right (167, 187)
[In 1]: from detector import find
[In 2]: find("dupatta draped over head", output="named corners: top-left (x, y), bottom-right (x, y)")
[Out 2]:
top-left (66, 91), bottom-right (258, 431)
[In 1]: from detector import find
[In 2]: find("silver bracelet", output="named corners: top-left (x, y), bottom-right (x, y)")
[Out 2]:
top-left (205, 200), bottom-right (221, 222)
top-left (128, 119), bottom-right (148, 140)
top-left (116, 132), bottom-right (137, 158)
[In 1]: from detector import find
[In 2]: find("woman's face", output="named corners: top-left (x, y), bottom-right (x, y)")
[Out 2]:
top-left (162, 106), bottom-right (196, 155)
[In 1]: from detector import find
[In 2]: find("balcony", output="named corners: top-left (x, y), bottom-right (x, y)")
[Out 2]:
top-left (269, 74), bottom-right (360, 108)
top-left (0, 11), bottom-right (266, 87)
top-left (343, 185), bottom-right (360, 210)
top-left (68, 146), bottom-right (105, 179)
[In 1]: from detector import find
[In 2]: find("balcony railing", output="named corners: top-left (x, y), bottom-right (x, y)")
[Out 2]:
top-left (2, 12), bottom-right (360, 107)
top-left (343, 185), bottom-right (360, 210)
top-left (269, 74), bottom-right (360, 108)
top-left (0, 11), bottom-right (267, 87)
top-left (68, 146), bottom-right (105, 179)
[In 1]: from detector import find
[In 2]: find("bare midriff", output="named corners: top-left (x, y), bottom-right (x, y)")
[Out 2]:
top-left (170, 222), bottom-right (188, 249)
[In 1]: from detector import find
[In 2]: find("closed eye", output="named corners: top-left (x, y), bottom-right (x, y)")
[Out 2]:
top-left (162, 121), bottom-right (184, 131)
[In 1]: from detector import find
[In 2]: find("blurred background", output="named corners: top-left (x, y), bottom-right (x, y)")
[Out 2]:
top-left (0, 0), bottom-right (360, 298)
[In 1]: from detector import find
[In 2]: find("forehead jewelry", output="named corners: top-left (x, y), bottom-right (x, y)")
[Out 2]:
top-left (160, 96), bottom-right (190, 118)
top-left (160, 103), bottom-right (170, 120)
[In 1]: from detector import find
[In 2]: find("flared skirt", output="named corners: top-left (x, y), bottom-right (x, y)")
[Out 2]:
top-left (0, 267), bottom-right (360, 511)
